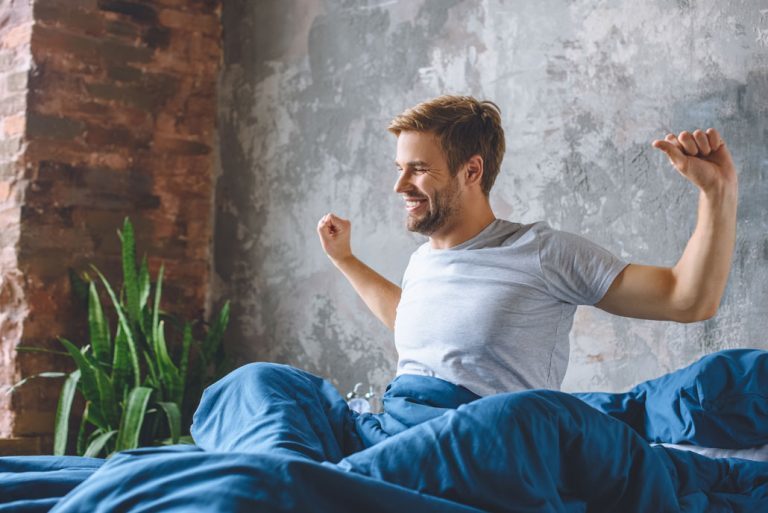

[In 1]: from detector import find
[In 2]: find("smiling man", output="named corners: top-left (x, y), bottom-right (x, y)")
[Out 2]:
top-left (317, 95), bottom-right (738, 396)
top-left (183, 96), bottom-right (756, 511)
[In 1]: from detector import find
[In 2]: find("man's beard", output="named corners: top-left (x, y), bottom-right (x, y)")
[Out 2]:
top-left (406, 178), bottom-right (460, 236)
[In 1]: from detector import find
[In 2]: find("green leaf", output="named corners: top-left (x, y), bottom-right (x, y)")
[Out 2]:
top-left (84, 430), bottom-right (117, 458)
top-left (114, 386), bottom-right (152, 452)
top-left (111, 323), bottom-right (130, 394)
top-left (156, 401), bottom-right (181, 444)
top-left (94, 268), bottom-right (141, 389)
top-left (60, 338), bottom-right (98, 400)
top-left (88, 282), bottom-right (111, 365)
top-left (203, 301), bottom-right (230, 363)
top-left (53, 370), bottom-right (81, 456)
top-left (151, 265), bottom-right (164, 357)
top-left (138, 254), bottom-right (150, 313)
top-left (154, 321), bottom-right (182, 405)
top-left (142, 351), bottom-right (160, 392)
top-left (84, 407), bottom-right (107, 432)
top-left (92, 361), bottom-right (118, 427)
top-left (59, 339), bottom-right (108, 430)
top-left (76, 403), bottom-right (91, 455)
top-left (118, 218), bottom-right (141, 329)
top-left (14, 346), bottom-right (69, 357)
top-left (5, 372), bottom-right (66, 395)
top-left (178, 322), bottom-right (192, 405)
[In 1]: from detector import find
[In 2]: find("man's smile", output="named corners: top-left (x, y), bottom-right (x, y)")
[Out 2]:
top-left (404, 196), bottom-right (428, 212)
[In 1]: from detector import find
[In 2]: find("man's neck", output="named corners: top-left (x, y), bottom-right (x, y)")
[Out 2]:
top-left (429, 204), bottom-right (497, 250)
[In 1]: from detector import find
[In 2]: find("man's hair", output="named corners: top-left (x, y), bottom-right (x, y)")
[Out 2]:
top-left (387, 95), bottom-right (505, 195)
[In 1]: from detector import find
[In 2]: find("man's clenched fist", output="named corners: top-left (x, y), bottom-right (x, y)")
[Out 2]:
top-left (317, 213), bottom-right (353, 263)
top-left (651, 128), bottom-right (737, 194)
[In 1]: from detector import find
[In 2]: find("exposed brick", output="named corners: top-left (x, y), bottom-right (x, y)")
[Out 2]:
top-left (98, 0), bottom-right (158, 23)
top-left (0, 181), bottom-right (11, 202)
top-left (0, 222), bottom-right (21, 256)
top-left (0, 3), bottom-right (32, 27)
top-left (101, 39), bottom-right (153, 63)
top-left (0, 437), bottom-right (43, 456)
top-left (2, 114), bottom-right (25, 138)
top-left (38, 0), bottom-right (98, 9)
top-left (12, 410), bottom-right (56, 437)
top-left (0, 137), bottom-right (23, 156)
top-left (104, 18), bottom-right (141, 38)
top-left (32, 25), bottom-right (101, 62)
top-left (86, 151), bottom-right (131, 170)
top-left (0, 161), bottom-right (19, 181)
top-left (0, 49), bottom-right (30, 71)
top-left (142, 26), bottom-right (171, 49)
top-left (0, 95), bottom-right (26, 117)
top-left (151, 0), bottom-right (219, 12)
top-left (5, 70), bottom-right (28, 93)
top-left (28, 161), bottom-right (158, 211)
top-left (84, 123), bottom-right (152, 150)
top-left (26, 61), bottom-right (85, 97)
top-left (107, 64), bottom-right (142, 82)
top-left (153, 134), bottom-right (211, 155)
top-left (158, 9), bottom-right (219, 36)
top-left (2, 0), bottom-right (222, 448)
top-left (27, 113), bottom-right (85, 140)
top-left (34, 3), bottom-right (105, 36)
top-left (20, 222), bottom-right (95, 253)
top-left (86, 82), bottom-right (171, 111)
top-left (1, 23), bottom-right (32, 50)
top-left (25, 139), bottom-right (88, 166)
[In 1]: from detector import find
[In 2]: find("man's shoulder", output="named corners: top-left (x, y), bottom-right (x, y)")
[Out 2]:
top-left (493, 219), bottom-right (550, 248)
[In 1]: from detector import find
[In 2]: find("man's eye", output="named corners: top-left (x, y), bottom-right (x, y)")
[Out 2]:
top-left (395, 166), bottom-right (429, 175)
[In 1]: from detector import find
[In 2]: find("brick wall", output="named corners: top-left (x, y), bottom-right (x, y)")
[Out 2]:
top-left (0, 0), bottom-right (34, 451)
top-left (0, 0), bottom-right (222, 454)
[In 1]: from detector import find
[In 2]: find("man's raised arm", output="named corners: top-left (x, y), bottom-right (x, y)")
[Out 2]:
top-left (317, 213), bottom-right (402, 330)
top-left (596, 128), bottom-right (738, 323)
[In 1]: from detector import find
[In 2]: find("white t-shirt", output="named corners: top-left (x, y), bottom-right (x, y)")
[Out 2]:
top-left (394, 219), bottom-right (628, 397)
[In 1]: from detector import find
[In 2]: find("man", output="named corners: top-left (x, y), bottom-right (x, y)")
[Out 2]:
top-left (317, 95), bottom-right (738, 397)
top-left (186, 96), bottom-right (765, 512)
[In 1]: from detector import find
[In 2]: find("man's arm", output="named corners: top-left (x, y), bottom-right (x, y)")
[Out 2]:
top-left (596, 128), bottom-right (738, 323)
top-left (317, 213), bottom-right (401, 330)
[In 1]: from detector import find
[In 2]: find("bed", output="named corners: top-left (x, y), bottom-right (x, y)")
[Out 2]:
top-left (2, 349), bottom-right (768, 512)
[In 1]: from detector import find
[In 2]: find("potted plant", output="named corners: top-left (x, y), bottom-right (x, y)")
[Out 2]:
top-left (9, 218), bottom-right (230, 457)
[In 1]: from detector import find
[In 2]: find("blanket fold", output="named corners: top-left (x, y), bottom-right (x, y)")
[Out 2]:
top-left (2, 349), bottom-right (767, 512)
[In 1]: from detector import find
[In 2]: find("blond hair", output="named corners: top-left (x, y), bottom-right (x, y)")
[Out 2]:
top-left (388, 95), bottom-right (505, 195)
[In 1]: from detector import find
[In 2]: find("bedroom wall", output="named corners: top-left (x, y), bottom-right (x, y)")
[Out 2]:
top-left (215, 0), bottom-right (768, 399)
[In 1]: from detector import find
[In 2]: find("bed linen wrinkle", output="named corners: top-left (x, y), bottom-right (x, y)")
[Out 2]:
top-left (2, 349), bottom-right (768, 512)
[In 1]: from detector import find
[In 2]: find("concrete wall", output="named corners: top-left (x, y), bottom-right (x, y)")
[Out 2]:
top-left (215, 0), bottom-right (768, 399)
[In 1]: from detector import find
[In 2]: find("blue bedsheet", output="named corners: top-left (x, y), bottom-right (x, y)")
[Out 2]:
top-left (2, 349), bottom-right (768, 512)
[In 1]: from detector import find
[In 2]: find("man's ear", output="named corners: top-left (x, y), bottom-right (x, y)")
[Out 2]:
top-left (463, 155), bottom-right (484, 188)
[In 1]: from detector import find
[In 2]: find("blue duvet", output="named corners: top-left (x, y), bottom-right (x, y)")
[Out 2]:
top-left (2, 349), bottom-right (768, 512)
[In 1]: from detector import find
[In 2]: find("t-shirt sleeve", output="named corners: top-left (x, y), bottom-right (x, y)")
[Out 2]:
top-left (536, 223), bottom-right (628, 305)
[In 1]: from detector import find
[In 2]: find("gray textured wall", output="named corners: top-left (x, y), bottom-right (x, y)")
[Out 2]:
top-left (214, 0), bottom-right (768, 400)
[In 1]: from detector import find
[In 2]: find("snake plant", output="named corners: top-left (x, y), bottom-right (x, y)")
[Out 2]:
top-left (11, 218), bottom-right (230, 457)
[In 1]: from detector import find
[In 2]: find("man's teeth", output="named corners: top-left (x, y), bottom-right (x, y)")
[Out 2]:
top-left (406, 200), bottom-right (424, 207)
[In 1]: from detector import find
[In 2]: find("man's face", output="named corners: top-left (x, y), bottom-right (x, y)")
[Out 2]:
top-left (394, 131), bottom-right (462, 236)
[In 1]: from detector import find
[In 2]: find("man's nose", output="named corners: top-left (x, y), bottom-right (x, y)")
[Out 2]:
top-left (393, 171), bottom-right (411, 194)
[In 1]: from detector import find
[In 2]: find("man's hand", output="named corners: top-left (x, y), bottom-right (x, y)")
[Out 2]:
top-left (597, 128), bottom-right (738, 323)
top-left (651, 128), bottom-right (737, 193)
top-left (316, 212), bottom-right (401, 330)
top-left (317, 213), bottom-right (353, 263)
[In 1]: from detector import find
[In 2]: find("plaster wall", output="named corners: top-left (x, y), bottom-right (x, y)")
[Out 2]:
top-left (215, 0), bottom-right (768, 399)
